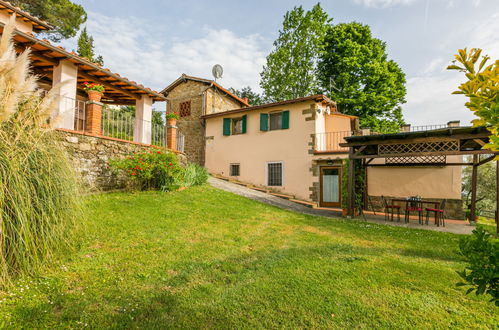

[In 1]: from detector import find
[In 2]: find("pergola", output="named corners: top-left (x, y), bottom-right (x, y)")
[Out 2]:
top-left (341, 126), bottom-right (498, 232)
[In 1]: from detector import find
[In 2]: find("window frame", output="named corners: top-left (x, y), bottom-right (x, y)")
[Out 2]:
top-left (179, 100), bottom-right (191, 117)
top-left (266, 161), bottom-right (284, 187)
top-left (269, 111), bottom-right (283, 131)
top-left (230, 163), bottom-right (240, 177)
top-left (231, 117), bottom-right (244, 135)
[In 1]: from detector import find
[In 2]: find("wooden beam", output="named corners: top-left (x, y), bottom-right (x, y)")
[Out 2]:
top-left (351, 149), bottom-right (498, 159)
top-left (30, 51), bottom-right (59, 65)
top-left (473, 138), bottom-right (486, 146)
top-left (470, 155), bottom-right (478, 223)
top-left (477, 155), bottom-right (496, 166)
top-left (347, 148), bottom-right (355, 216)
top-left (365, 158), bottom-right (374, 165)
top-left (341, 133), bottom-right (491, 148)
top-left (78, 70), bottom-right (141, 100)
top-left (365, 162), bottom-right (473, 167)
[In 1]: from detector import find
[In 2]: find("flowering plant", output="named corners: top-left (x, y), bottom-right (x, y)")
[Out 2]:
top-left (166, 112), bottom-right (179, 120)
top-left (108, 148), bottom-right (183, 191)
top-left (82, 82), bottom-right (105, 93)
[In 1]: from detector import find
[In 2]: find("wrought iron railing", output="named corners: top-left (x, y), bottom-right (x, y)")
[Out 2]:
top-left (151, 123), bottom-right (166, 147)
top-left (315, 131), bottom-right (352, 152)
top-left (176, 131), bottom-right (185, 153)
top-left (102, 108), bottom-right (135, 141)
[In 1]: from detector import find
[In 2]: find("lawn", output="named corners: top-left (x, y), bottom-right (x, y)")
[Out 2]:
top-left (0, 186), bottom-right (496, 328)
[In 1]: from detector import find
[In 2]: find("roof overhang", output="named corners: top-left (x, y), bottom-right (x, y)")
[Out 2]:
top-left (201, 94), bottom-right (337, 119)
top-left (0, 1), bottom-right (52, 31)
top-left (1, 23), bottom-right (167, 105)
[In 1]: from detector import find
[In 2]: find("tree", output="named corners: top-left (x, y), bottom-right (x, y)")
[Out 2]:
top-left (77, 27), bottom-right (104, 66)
top-left (9, 0), bottom-right (87, 41)
top-left (318, 22), bottom-right (406, 132)
top-left (260, 3), bottom-right (330, 102)
top-left (447, 48), bottom-right (499, 154)
top-left (462, 158), bottom-right (497, 211)
top-left (229, 86), bottom-right (266, 106)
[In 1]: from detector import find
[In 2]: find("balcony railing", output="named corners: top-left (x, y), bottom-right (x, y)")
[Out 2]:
top-left (176, 131), bottom-right (185, 153)
top-left (315, 131), bottom-right (353, 153)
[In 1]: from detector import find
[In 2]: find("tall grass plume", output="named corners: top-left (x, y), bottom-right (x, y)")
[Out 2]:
top-left (0, 16), bottom-right (81, 284)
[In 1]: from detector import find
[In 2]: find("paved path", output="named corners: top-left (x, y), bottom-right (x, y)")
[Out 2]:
top-left (209, 177), bottom-right (474, 235)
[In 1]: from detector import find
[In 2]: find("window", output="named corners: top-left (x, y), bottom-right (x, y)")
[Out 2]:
top-left (269, 112), bottom-right (282, 130)
top-left (260, 111), bottom-right (289, 131)
top-left (230, 164), bottom-right (240, 176)
top-left (267, 162), bottom-right (283, 186)
top-left (232, 118), bottom-right (243, 135)
top-left (179, 101), bottom-right (191, 117)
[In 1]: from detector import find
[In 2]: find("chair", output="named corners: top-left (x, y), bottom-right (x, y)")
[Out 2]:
top-left (405, 197), bottom-right (423, 224)
top-left (425, 200), bottom-right (446, 227)
top-left (381, 196), bottom-right (401, 222)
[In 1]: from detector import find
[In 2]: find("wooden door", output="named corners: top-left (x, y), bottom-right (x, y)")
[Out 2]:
top-left (320, 166), bottom-right (341, 207)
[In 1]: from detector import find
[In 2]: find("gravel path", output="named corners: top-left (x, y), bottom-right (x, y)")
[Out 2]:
top-left (208, 177), bottom-right (474, 235)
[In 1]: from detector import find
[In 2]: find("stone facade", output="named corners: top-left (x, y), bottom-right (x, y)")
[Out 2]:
top-left (57, 129), bottom-right (186, 191)
top-left (165, 79), bottom-right (246, 165)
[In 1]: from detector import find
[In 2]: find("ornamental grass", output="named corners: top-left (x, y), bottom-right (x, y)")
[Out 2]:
top-left (0, 17), bottom-right (81, 284)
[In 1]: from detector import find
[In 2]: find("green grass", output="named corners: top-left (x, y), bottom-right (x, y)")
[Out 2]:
top-left (1, 186), bottom-right (497, 328)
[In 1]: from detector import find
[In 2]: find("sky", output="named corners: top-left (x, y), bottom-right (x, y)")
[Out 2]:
top-left (63, 0), bottom-right (499, 126)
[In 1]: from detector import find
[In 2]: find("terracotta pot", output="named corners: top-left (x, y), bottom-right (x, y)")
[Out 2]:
top-left (167, 118), bottom-right (177, 126)
top-left (342, 208), bottom-right (348, 216)
top-left (177, 186), bottom-right (187, 192)
top-left (87, 90), bottom-right (102, 102)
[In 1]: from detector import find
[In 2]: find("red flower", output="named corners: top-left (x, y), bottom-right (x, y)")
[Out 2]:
top-left (169, 163), bottom-right (172, 166)
top-left (157, 151), bottom-right (161, 154)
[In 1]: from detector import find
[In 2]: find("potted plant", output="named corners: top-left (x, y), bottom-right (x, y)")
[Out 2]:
top-left (83, 82), bottom-right (105, 102)
top-left (166, 112), bottom-right (179, 126)
top-left (466, 208), bottom-right (481, 223)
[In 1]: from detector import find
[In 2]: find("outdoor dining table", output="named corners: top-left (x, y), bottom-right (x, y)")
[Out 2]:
top-left (390, 199), bottom-right (441, 225)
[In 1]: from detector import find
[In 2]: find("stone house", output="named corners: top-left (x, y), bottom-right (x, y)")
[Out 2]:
top-left (161, 74), bottom-right (249, 165)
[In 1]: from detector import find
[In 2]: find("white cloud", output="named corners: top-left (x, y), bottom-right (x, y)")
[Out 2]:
top-left (402, 11), bottom-right (499, 126)
top-left (64, 12), bottom-right (267, 96)
top-left (354, 0), bottom-right (417, 8)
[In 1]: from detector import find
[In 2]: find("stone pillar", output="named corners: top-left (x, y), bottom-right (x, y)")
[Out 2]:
top-left (447, 120), bottom-right (460, 128)
top-left (52, 60), bottom-right (78, 130)
top-left (134, 96), bottom-right (153, 144)
top-left (85, 100), bottom-right (103, 135)
top-left (167, 119), bottom-right (177, 151)
top-left (401, 124), bottom-right (411, 132)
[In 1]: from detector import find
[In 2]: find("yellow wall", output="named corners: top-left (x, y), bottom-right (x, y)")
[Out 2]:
top-left (367, 155), bottom-right (463, 199)
top-left (205, 101), bottom-right (324, 200)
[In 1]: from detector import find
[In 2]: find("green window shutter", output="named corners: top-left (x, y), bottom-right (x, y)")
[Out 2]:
top-left (260, 113), bottom-right (268, 131)
top-left (223, 118), bottom-right (231, 136)
top-left (242, 115), bottom-right (247, 133)
top-left (282, 111), bottom-right (290, 129)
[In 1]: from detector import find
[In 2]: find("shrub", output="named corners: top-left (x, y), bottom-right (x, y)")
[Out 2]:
top-left (0, 18), bottom-right (81, 284)
top-left (109, 149), bottom-right (183, 191)
top-left (182, 163), bottom-right (209, 187)
top-left (457, 227), bottom-right (499, 306)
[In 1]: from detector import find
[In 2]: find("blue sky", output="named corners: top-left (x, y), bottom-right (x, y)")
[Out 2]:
top-left (65, 0), bottom-right (499, 125)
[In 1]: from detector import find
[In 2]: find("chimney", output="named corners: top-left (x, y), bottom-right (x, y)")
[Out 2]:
top-left (447, 120), bottom-right (460, 128)
top-left (242, 97), bottom-right (249, 104)
top-left (401, 124), bottom-right (411, 132)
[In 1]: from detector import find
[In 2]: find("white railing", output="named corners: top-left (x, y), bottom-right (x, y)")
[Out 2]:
top-left (152, 123), bottom-right (166, 147)
top-left (176, 131), bottom-right (185, 153)
top-left (102, 108), bottom-right (135, 141)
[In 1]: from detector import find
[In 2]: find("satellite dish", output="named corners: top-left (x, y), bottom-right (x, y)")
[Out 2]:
top-left (212, 64), bottom-right (223, 81)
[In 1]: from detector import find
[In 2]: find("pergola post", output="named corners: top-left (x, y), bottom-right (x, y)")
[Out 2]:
top-left (52, 60), bottom-right (78, 130)
top-left (470, 155), bottom-right (479, 223)
top-left (134, 96), bottom-right (153, 144)
top-left (347, 147), bottom-right (356, 216)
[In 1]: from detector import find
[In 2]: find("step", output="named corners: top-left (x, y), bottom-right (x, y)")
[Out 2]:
top-left (289, 199), bottom-right (318, 208)
top-left (269, 192), bottom-right (294, 199)
top-left (251, 187), bottom-right (269, 193)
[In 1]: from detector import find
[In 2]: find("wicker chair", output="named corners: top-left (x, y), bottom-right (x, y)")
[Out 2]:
top-left (425, 200), bottom-right (446, 227)
top-left (382, 196), bottom-right (401, 222)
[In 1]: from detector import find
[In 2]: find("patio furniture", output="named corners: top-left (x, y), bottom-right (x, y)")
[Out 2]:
top-left (404, 196), bottom-right (423, 224)
top-left (425, 200), bottom-right (446, 227)
top-left (381, 196), bottom-right (401, 222)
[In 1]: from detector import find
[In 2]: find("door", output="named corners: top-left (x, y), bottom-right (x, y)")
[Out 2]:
top-left (320, 166), bottom-right (341, 207)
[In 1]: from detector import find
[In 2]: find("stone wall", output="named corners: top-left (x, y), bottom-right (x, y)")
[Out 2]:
top-left (57, 129), bottom-right (186, 191)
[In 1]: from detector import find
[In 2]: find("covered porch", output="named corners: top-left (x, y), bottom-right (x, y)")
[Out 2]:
top-left (341, 126), bottom-right (498, 232)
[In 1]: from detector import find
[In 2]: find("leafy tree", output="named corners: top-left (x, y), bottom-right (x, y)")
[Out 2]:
top-left (260, 3), bottom-right (330, 102)
top-left (462, 158), bottom-right (497, 211)
top-left (318, 22), bottom-right (406, 132)
top-left (77, 27), bottom-right (104, 66)
top-left (447, 48), bottom-right (499, 154)
top-left (229, 86), bottom-right (266, 106)
top-left (10, 0), bottom-right (87, 41)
